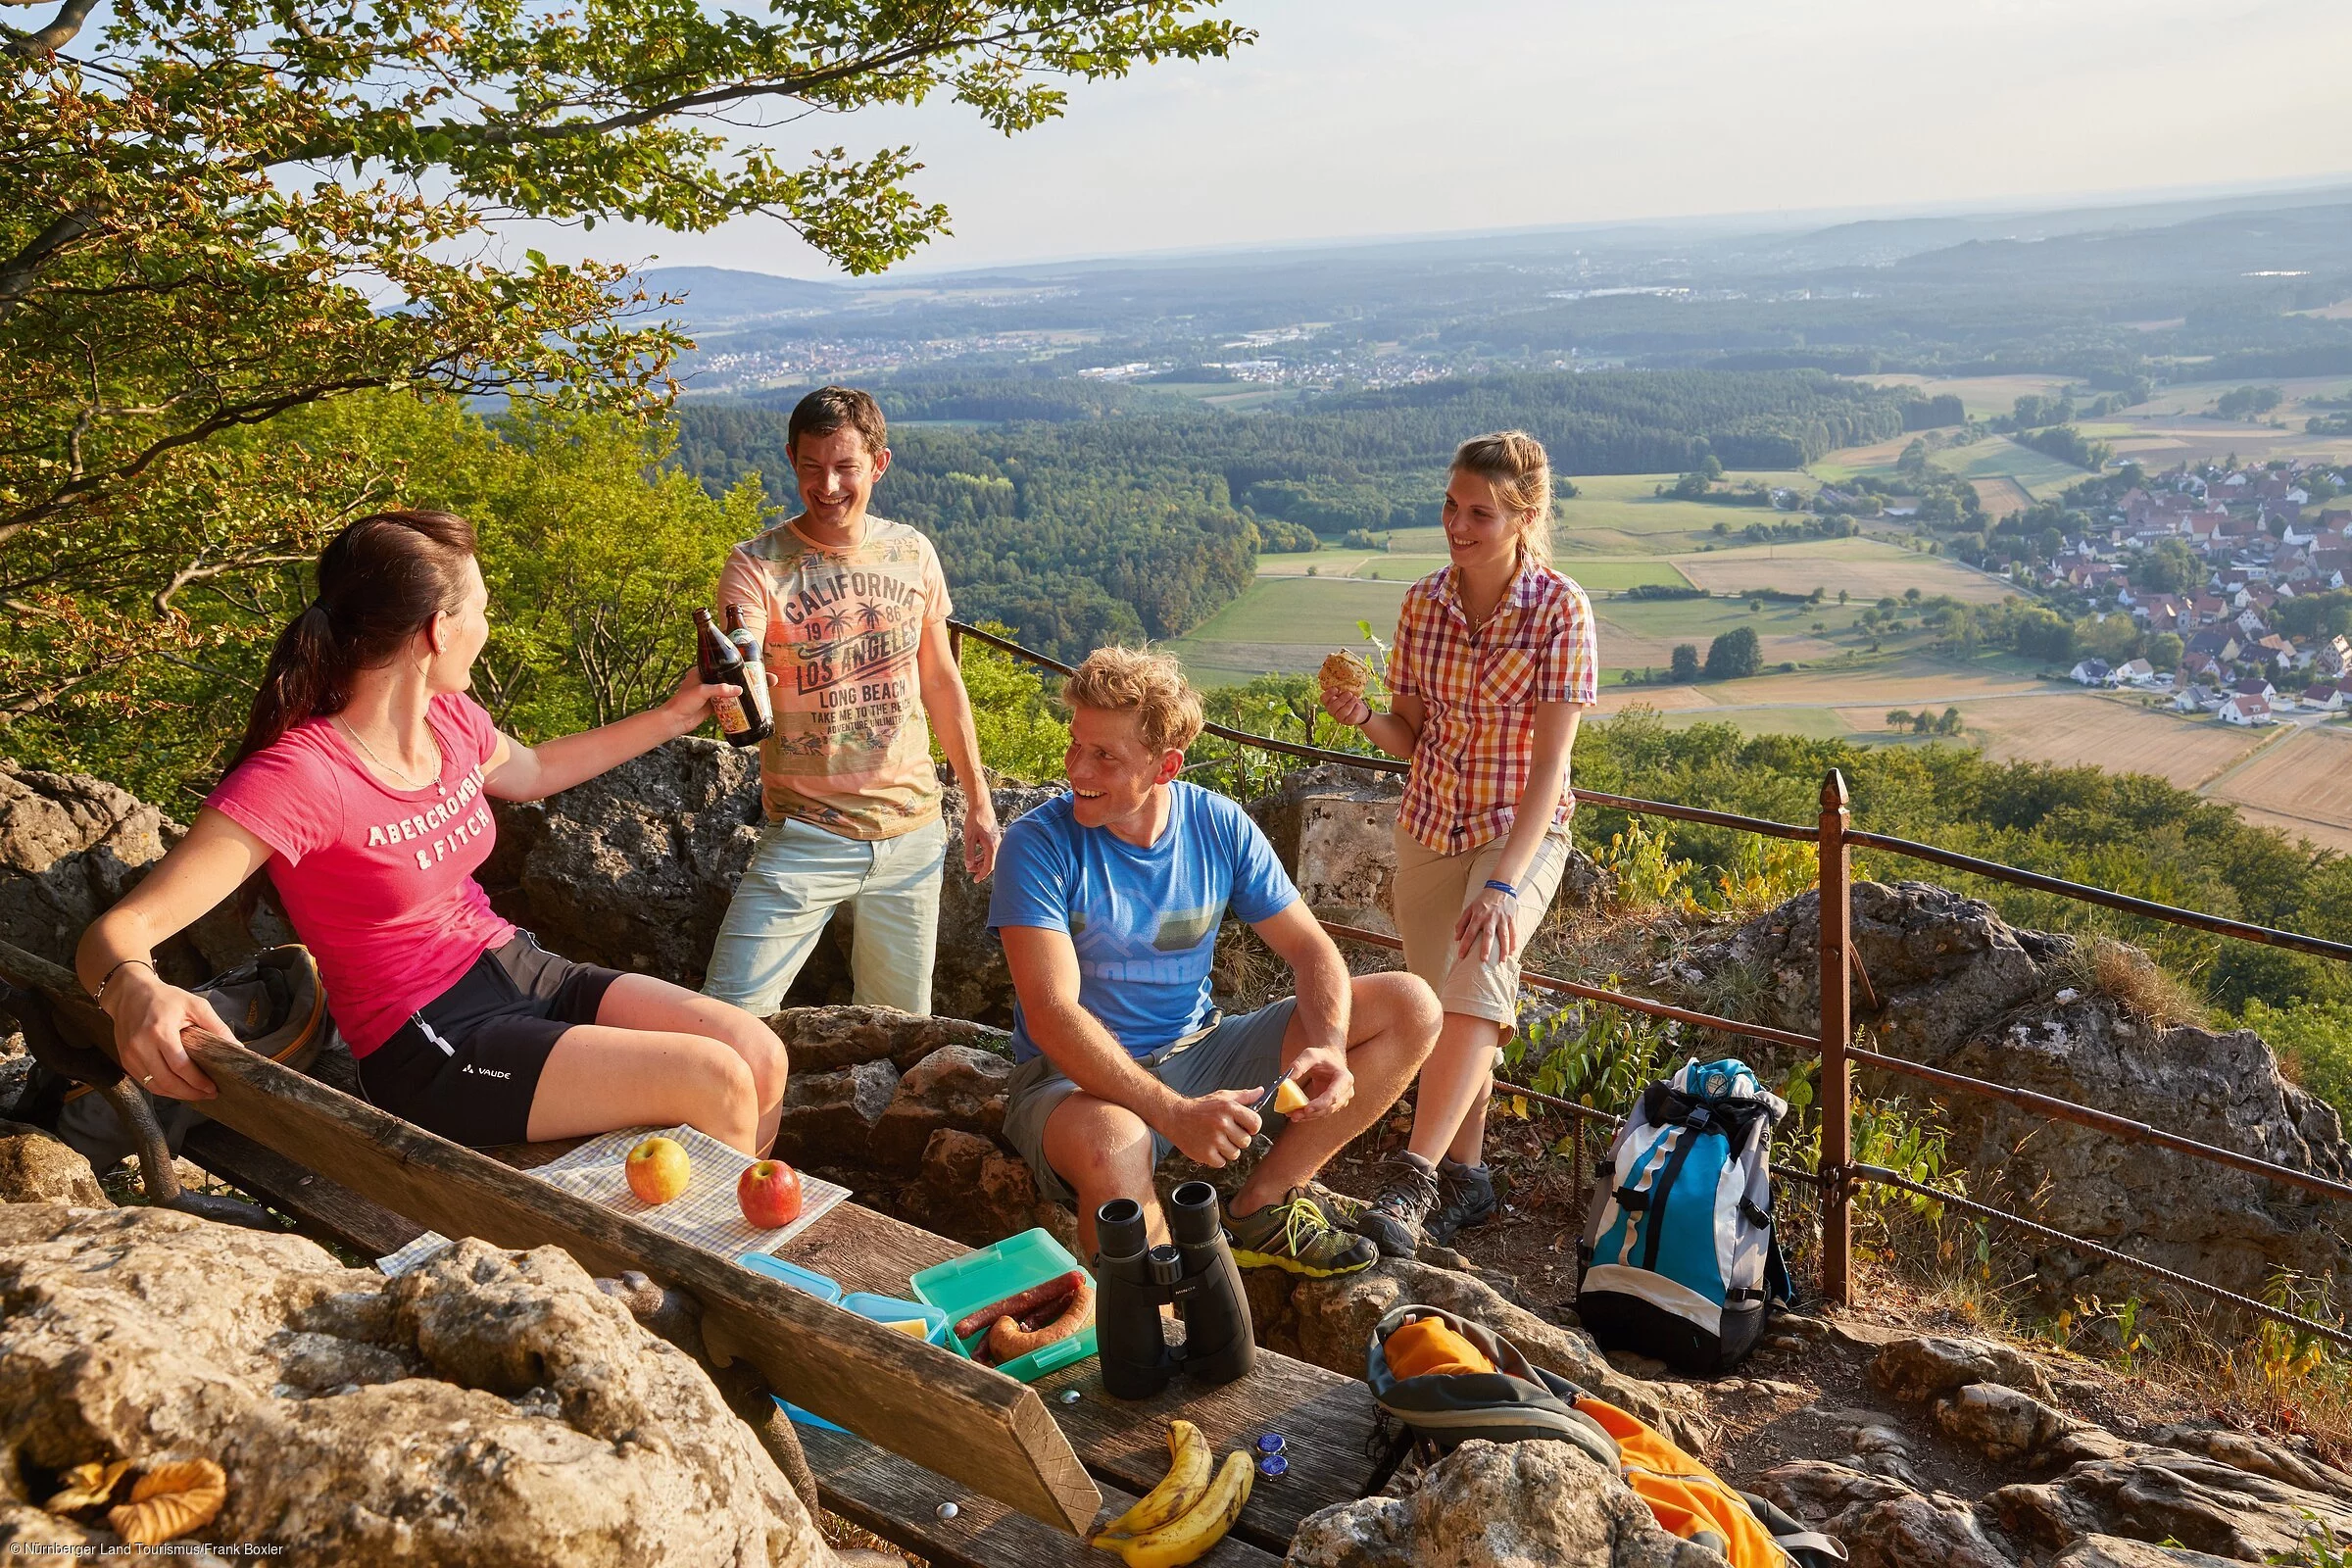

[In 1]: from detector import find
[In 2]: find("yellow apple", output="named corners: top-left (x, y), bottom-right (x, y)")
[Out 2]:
top-left (625, 1135), bottom-right (691, 1205)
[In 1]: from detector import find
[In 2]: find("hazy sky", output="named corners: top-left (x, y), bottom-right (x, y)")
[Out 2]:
top-left (521, 0), bottom-right (2352, 279)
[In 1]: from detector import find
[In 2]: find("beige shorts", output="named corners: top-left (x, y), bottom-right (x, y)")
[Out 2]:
top-left (1392, 822), bottom-right (1573, 1034)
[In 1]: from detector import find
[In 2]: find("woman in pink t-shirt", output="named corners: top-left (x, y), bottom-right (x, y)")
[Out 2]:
top-left (74, 511), bottom-right (788, 1154)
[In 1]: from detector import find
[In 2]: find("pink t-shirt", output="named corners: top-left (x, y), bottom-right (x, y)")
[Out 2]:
top-left (205, 693), bottom-right (516, 1055)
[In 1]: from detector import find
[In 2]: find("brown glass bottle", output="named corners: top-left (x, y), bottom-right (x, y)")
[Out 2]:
top-left (723, 605), bottom-right (775, 734)
top-left (693, 609), bottom-right (769, 747)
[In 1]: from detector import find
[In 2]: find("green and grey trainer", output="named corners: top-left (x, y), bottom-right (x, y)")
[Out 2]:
top-left (1226, 1188), bottom-right (1379, 1278)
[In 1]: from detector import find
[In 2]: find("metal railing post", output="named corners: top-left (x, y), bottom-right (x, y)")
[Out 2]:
top-left (1818, 769), bottom-right (1854, 1306)
top-left (948, 623), bottom-right (963, 667)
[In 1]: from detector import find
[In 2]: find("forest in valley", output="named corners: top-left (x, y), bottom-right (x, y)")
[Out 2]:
top-left (674, 369), bottom-right (1911, 658)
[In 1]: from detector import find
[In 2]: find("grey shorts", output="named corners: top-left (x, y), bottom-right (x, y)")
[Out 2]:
top-left (1001, 999), bottom-right (1298, 1205)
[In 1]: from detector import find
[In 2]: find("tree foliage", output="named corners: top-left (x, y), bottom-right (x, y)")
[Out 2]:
top-left (1, 0), bottom-right (1246, 748)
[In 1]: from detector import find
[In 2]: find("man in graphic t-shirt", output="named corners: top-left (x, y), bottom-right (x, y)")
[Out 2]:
top-left (704, 386), bottom-right (997, 1016)
top-left (990, 647), bottom-right (1442, 1275)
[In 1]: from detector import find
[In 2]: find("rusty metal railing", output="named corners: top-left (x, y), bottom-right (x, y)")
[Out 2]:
top-left (947, 618), bottom-right (2352, 1348)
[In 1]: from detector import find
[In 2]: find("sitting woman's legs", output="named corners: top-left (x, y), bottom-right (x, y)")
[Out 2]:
top-left (527, 977), bottom-right (788, 1153)
top-left (594, 975), bottom-right (786, 1150)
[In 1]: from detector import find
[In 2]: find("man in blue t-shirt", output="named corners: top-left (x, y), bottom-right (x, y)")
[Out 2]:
top-left (990, 648), bottom-right (1442, 1275)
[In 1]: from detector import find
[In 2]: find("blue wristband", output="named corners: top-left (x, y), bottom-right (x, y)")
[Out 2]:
top-left (1484, 880), bottom-right (1518, 898)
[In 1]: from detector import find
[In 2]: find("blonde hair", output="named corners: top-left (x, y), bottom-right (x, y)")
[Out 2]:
top-left (1061, 647), bottom-right (1205, 754)
top-left (1451, 430), bottom-right (1554, 567)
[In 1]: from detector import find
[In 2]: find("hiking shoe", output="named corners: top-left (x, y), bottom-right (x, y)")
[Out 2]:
top-left (1427, 1158), bottom-right (1499, 1246)
top-left (1354, 1152), bottom-right (1442, 1259)
top-left (1227, 1188), bottom-right (1379, 1278)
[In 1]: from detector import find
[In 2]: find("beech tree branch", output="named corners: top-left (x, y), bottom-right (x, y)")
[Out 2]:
top-left (2, 0), bottom-right (98, 55)
top-left (0, 206), bottom-right (101, 322)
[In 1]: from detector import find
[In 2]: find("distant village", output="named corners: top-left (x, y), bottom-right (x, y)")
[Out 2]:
top-left (2014, 460), bottom-right (2352, 728)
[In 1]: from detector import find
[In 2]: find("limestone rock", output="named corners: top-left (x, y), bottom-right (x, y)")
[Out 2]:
top-left (0, 1203), bottom-right (830, 1564)
top-left (767, 1005), bottom-right (1011, 1074)
top-left (489, 746), bottom-right (1047, 1020)
top-left (2050, 1536), bottom-right (2240, 1567)
top-left (1254, 1253), bottom-right (1709, 1452)
top-left (2142, 1424), bottom-right (2352, 1498)
top-left (0, 1119), bottom-right (106, 1205)
top-left (1988, 1446), bottom-right (2352, 1561)
top-left (486, 738), bottom-right (763, 984)
top-left (1285, 1438), bottom-right (1719, 1568)
top-left (1755, 1457), bottom-right (1918, 1527)
top-left (1686, 881), bottom-right (2352, 1303)
top-left (898, 1129), bottom-right (1075, 1251)
top-left (1757, 1458), bottom-right (2016, 1568)
top-left (933, 780), bottom-right (1059, 1028)
top-left (1933, 1382), bottom-right (2097, 1466)
top-left (1873, 1335), bottom-right (2058, 1404)
top-left (867, 1045), bottom-right (1011, 1173)
top-left (1250, 768), bottom-right (1607, 933)
top-left (768, 1058), bottom-right (900, 1170)
top-left (1833, 1494), bottom-right (2019, 1568)
top-left (0, 1028), bottom-right (33, 1121)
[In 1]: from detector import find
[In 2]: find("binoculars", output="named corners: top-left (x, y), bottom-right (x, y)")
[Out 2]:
top-left (1094, 1180), bottom-right (1256, 1398)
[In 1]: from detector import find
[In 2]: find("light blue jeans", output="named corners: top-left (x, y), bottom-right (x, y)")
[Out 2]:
top-left (702, 815), bottom-right (948, 1016)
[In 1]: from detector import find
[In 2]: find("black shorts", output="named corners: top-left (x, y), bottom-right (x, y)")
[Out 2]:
top-left (355, 934), bottom-right (622, 1148)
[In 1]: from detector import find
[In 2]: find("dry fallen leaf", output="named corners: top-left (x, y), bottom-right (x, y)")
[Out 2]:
top-left (108, 1457), bottom-right (226, 1546)
top-left (44, 1459), bottom-right (130, 1514)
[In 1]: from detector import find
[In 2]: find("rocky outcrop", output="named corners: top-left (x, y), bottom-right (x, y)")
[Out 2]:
top-left (766, 1004), bottom-right (1010, 1074)
top-left (899, 1129), bottom-right (1075, 1250)
top-left (488, 741), bottom-right (1051, 1022)
top-left (0, 1203), bottom-right (833, 1563)
top-left (0, 762), bottom-right (271, 983)
top-left (1250, 767), bottom-right (1608, 933)
top-left (1287, 1438), bottom-right (1719, 1568)
top-left (0, 1120), bottom-right (106, 1205)
top-left (1680, 880), bottom-right (2352, 1302)
top-left (1809, 1334), bottom-right (2352, 1564)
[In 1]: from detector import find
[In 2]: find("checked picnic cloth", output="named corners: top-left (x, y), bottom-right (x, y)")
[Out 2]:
top-left (376, 1124), bottom-right (849, 1276)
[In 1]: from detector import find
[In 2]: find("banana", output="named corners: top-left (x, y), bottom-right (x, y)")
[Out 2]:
top-left (1092, 1420), bottom-right (1212, 1546)
top-left (1116, 1448), bottom-right (1253, 1568)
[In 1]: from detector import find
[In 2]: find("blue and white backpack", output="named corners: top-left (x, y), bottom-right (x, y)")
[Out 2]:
top-left (1577, 1057), bottom-right (1795, 1376)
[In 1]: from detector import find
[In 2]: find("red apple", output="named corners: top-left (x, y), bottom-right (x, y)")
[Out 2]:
top-left (738, 1159), bottom-right (804, 1230)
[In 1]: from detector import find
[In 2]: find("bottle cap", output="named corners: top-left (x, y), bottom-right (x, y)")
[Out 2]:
top-left (1257, 1453), bottom-right (1289, 1478)
top-left (935, 1501), bottom-right (960, 1521)
top-left (1254, 1433), bottom-right (1286, 1455)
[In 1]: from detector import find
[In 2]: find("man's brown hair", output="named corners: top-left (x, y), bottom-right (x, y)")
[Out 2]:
top-left (787, 385), bottom-right (888, 459)
top-left (1061, 647), bottom-right (1205, 754)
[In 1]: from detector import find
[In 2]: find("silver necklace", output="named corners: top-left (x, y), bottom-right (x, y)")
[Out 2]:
top-left (336, 715), bottom-right (441, 791)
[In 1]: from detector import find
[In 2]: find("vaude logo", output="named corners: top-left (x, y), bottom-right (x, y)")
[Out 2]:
top-left (460, 1064), bottom-right (513, 1080)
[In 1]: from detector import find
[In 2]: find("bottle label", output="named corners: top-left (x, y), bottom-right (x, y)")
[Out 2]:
top-left (712, 688), bottom-right (750, 735)
top-left (741, 659), bottom-right (774, 724)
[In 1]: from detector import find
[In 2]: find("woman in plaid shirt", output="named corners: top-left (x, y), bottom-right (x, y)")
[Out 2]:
top-left (1320, 431), bottom-right (1598, 1255)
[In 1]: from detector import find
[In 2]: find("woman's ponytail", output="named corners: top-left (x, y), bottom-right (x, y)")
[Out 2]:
top-left (228, 511), bottom-right (477, 772)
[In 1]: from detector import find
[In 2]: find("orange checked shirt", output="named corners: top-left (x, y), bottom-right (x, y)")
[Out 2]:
top-left (1387, 561), bottom-right (1599, 855)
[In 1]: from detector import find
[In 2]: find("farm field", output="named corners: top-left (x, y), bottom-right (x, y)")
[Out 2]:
top-left (1852, 372), bottom-right (2078, 420)
top-left (1927, 437), bottom-right (2093, 498)
top-left (1669, 537), bottom-right (2013, 604)
top-left (1171, 576), bottom-right (1405, 684)
top-left (1970, 476), bottom-right (2034, 518)
top-left (1382, 471), bottom-right (1815, 560)
top-left (1948, 693), bottom-right (2265, 790)
top-left (1343, 555), bottom-right (1694, 592)
top-left (2204, 723), bottom-right (2352, 853)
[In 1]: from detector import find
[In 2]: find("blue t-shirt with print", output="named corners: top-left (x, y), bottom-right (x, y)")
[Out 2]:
top-left (988, 782), bottom-right (1299, 1063)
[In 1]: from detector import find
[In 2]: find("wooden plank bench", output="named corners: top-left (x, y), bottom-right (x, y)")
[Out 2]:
top-left (178, 1113), bottom-right (1380, 1567)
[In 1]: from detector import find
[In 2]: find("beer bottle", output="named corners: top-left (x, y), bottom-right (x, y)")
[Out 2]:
top-left (693, 610), bottom-right (769, 748)
top-left (723, 604), bottom-right (775, 733)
